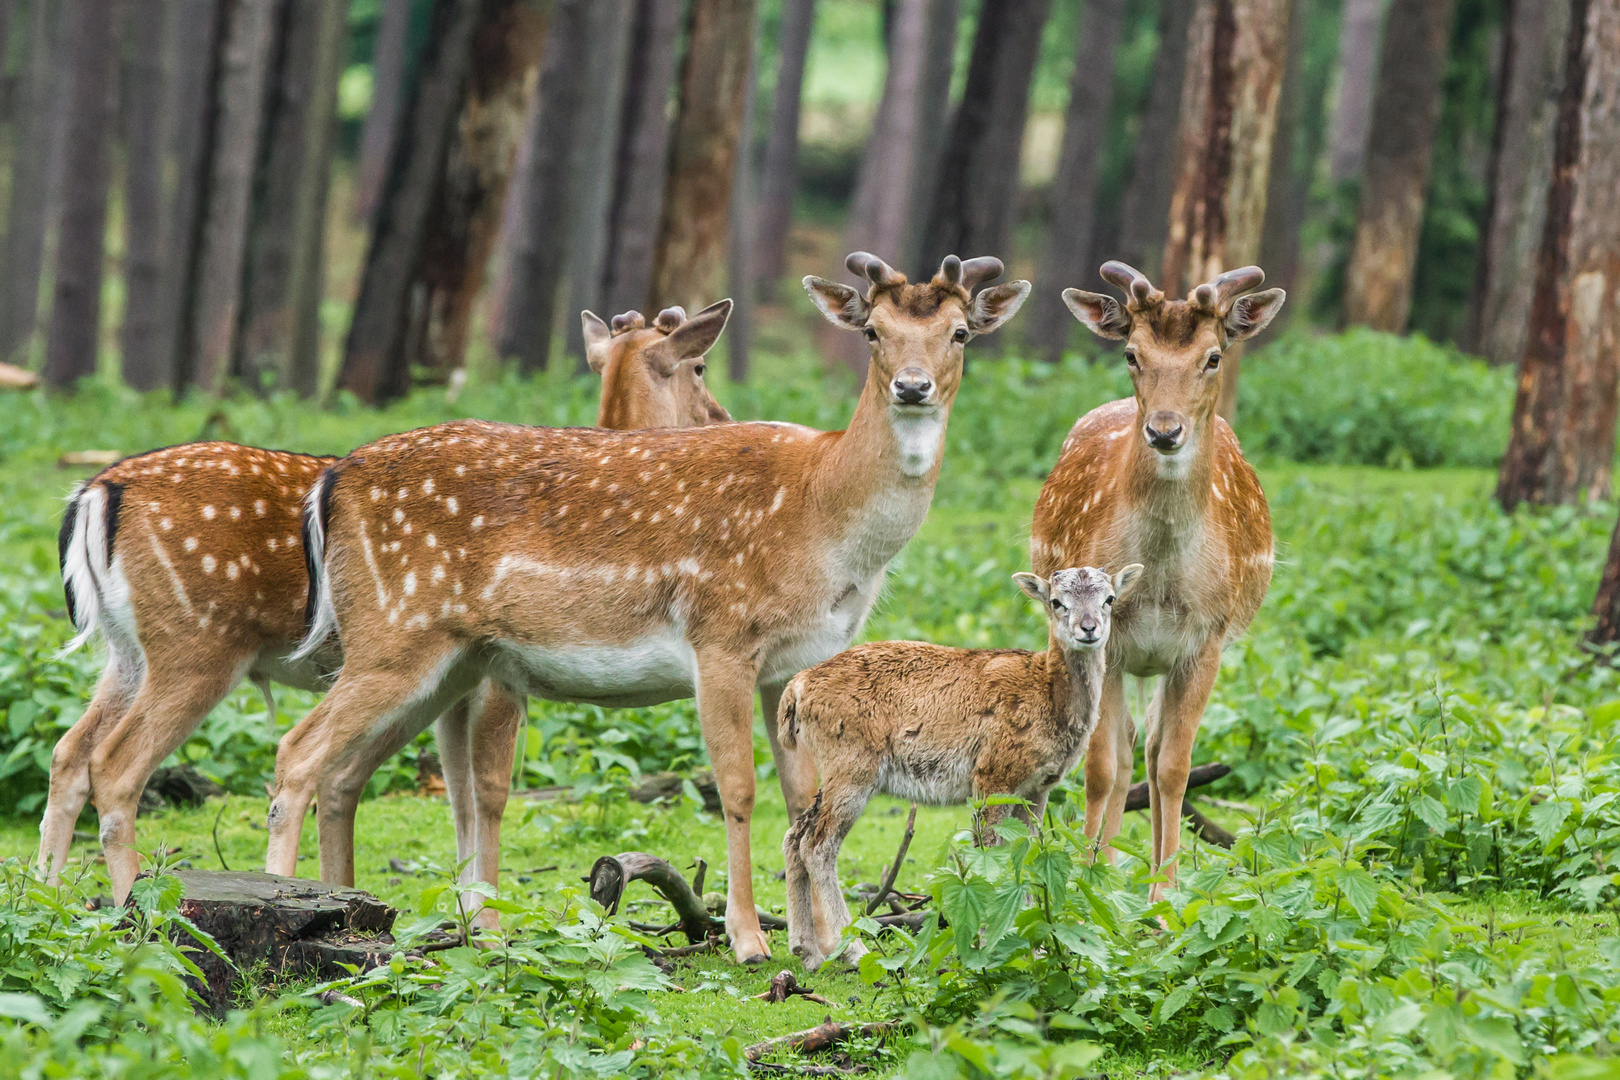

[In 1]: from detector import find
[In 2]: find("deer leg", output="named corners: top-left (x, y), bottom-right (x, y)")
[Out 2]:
top-left (782, 793), bottom-right (820, 964)
top-left (695, 650), bottom-right (769, 964)
top-left (1082, 671), bottom-right (1132, 860)
top-left (1146, 645), bottom-right (1221, 902)
top-left (460, 682), bottom-right (525, 931)
top-left (434, 697), bottom-right (477, 872)
top-left (88, 660), bottom-right (247, 904)
top-left (761, 681), bottom-right (817, 820)
top-left (38, 668), bottom-right (137, 884)
top-left (799, 780), bottom-right (870, 969)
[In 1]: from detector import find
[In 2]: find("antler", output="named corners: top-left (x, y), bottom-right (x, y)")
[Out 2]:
top-left (1191, 266), bottom-right (1264, 313)
top-left (1099, 261), bottom-right (1163, 308)
top-left (610, 311), bottom-right (647, 335)
top-left (654, 306), bottom-right (686, 333)
top-left (845, 251), bottom-right (907, 288)
top-left (957, 256), bottom-right (1003, 292)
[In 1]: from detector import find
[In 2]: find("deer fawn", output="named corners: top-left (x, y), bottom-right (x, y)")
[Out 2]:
top-left (1034, 261), bottom-right (1284, 900)
top-left (41, 303), bottom-right (731, 913)
top-left (779, 564), bottom-right (1142, 969)
top-left (265, 253), bottom-right (1028, 963)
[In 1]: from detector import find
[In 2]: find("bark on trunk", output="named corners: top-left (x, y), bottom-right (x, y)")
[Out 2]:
top-left (338, 0), bottom-right (486, 404)
top-left (905, 0), bottom-right (960, 277)
top-left (1342, 0), bottom-right (1457, 333)
top-left (1326, 0), bottom-right (1380, 183)
top-left (44, 0), bottom-right (125, 388)
top-left (355, 0), bottom-right (412, 223)
top-left (920, 0), bottom-right (1052, 271)
top-left (120, 0), bottom-right (174, 390)
top-left (1027, 0), bottom-right (1127, 363)
top-left (236, 0), bottom-right (346, 393)
top-left (1466, 0), bottom-right (1571, 365)
top-left (752, 0), bottom-right (816, 291)
top-left (1498, 0), bottom-right (1620, 514)
top-left (1116, 0), bottom-right (1194, 278)
top-left (597, 0), bottom-right (684, 321)
top-left (0, 0), bottom-right (14, 114)
top-left (1159, 0), bottom-right (1292, 421)
top-left (0, 0), bottom-right (63, 363)
top-left (186, 0), bottom-right (280, 394)
top-left (648, 0), bottom-right (760, 313)
top-left (725, 33), bottom-right (759, 382)
top-left (1256, 0), bottom-right (1308, 307)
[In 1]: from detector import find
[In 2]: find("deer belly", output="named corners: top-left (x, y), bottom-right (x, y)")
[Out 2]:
top-left (494, 633), bottom-right (696, 707)
top-left (875, 746), bottom-right (978, 806)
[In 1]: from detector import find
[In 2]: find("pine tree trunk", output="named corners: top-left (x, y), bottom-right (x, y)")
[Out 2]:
top-left (726, 31), bottom-right (759, 382)
top-left (648, 0), bottom-right (760, 313)
top-left (44, 0), bottom-right (124, 387)
top-left (186, 0), bottom-right (280, 393)
top-left (904, 0), bottom-right (959, 277)
top-left (355, 0), bottom-right (412, 223)
top-left (1466, 0), bottom-right (1571, 366)
top-left (338, 0), bottom-right (487, 404)
top-left (1326, 0), bottom-right (1380, 182)
top-left (0, 0), bottom-right (63, 363)
top-left (1116, 0), bottom-right (1193, 278)
top-left (1342, 0), bottom-right (1457, 333)
top-left (753, 0), bottom-right (816, 291)
top-left (1160, 0), bottom-right (1292, 422)
top-left (1498, 0), bottom-right (1620, 514)
top-left (921, 0), bottom-right (1052, 270)
top-left (284, 0), bottom-right (344, 397)
top-left (1027, 0), bottom-right (1126, 363)
top-left (120, 0), bottom-right (174, 390)
top-left (598, 0), bottom-right (684, 321)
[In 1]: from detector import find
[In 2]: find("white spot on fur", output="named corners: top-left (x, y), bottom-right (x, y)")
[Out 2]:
top-left (202, 505), bottom-right (215, 520)
top-left (184, 537), bottom-right (198, 552)
top-left (404, 572), bottom-right (417, 596)
top-left (201, 555), bottom-right (216, 574)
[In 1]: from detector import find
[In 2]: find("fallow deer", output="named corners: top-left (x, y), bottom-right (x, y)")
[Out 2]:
top-left (779, 564), bottom-right (1142, 969)
top-left (41, 303), bottom-right (733, 914)
top-left (1033, 261), bottom-right (1284, 900)
top-left (265, 253), bottom-right (1029, 963)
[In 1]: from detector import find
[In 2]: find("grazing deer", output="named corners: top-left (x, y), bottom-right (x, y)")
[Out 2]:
top-left (779, 564), bottom-right (1142, 970)
top-left (1034, 262), bottom-right (1284, 899)
top-left (40, 304), bottom-right (732, 913)
top-left (265, 253), bottom-right (1029, 963)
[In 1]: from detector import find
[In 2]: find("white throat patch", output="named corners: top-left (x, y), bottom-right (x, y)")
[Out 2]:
top-left (891, 406), bottom-right (945, 478)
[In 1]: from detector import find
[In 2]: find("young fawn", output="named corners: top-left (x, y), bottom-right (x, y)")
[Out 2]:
top-left (41, 304), bottom-right (730, 911)
top-left (778, 563), bottom-right (1142, 970)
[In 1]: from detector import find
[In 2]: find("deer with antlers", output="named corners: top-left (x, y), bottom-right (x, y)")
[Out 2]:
top-left (41, 303), bottom-right (732, 914)
top-left (1035, 262), bottom-right (1284, 900)
top-left (265, 253), bottom-right (1028, 963)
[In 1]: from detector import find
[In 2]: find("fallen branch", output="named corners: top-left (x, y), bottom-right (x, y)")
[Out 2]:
top-left (1122, 762), bottom-right (1230, 812)
top-left (756, 969), bottom-right (832, 1006)
top-left (864, 805), bottom-right (917, 916)
top-left (1182, 801), bottom-right (1235, 848)
top-left (590, 853), bottom-right (718, 944)
top-left (745, 1018), bottom-right (903, 1063)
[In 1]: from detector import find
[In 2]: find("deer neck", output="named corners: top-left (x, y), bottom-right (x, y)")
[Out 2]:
top-left (1048, 640), bottom-right (1104, 735)
top-left (1121, 405), bottom-right (1216, 553)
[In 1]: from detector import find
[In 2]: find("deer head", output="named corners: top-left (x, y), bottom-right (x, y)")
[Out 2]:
top-left (1015, 564), bottom-right (1143, 652)
top-left (582, 300), bottom-right (733, 430)
top-left (804, 252), bottom-right (1030, 414)
top-left (1063, 263), bottom-right (1284, 471)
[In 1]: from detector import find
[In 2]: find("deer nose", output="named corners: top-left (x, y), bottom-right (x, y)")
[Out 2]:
top-left (1143, 412), bottom-right (1186, 452)
top-left (1078, 620), bottom-right (1098, 637)
top-left (891, 368), bottom-right (933, 405)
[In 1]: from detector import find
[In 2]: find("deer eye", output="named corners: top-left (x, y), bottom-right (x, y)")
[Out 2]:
top-left (864, 326), bottom-right (878, 342)
top-left (1205, 351), bottom-right (1222, 372)
top-left (1050, 598), bottom-right (1064, 611)
top-left (952, 327), bottom-right (969, 343)
top-left (693, 363), bottom-right (706, 377)
top-left (1105, 595), bottom-right (1115, 605)
top-left (1124, 349), bottom-right (1139, 370)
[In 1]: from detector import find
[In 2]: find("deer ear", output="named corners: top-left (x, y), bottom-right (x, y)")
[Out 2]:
top-left (1013, 572), bottom-right (1049, 603)
top-left (664, 299), bottom-right (731, 360)
top-left (803, 276), bottom-right (870, 330)
top-left (1224, 288), bottom-right (1286, 341)
top-left (1063, 289), bottom-right (1132, 340)
top-left (581, 311), bottom-right (612, 373)
top-left (1112, 563), bottom-right (1144, 598)
top-left (968, 281), bottom-right (1031, 334)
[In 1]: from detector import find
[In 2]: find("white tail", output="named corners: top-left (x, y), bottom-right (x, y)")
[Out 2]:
top-left (291, 470), bottom-right (336, 662)
top-left (57, 483), bottom-right (109, 657)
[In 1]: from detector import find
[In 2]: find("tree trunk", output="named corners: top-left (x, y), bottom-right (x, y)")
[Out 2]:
top-left (1027, 0), bottom-right (1127, 363)
top-left (44, 0), bottom-right (124, 387)
top-left (1326, 0), bottom-right (1380, 183)
top-left (753, 0), bottom-right (816, 291)
top-left (355, 0), bottom-right (412, 223)
top-left (236, 0), bottom-right (346, 393)
top-left (904, 0), bottom-right (959, 277)
top-left (1257, 0), bottom-right (1311, 306)
top-left (495, 0), bottom-right (594, 372)
top-left (1498, 0), bottom-right (1620, 514)
top-left (597, 0), bottom-right (684, 322)
top-left (1116, 0), bottom-right (1194, 279)
top-left (1160, 0), bottom-right (1292, 422)
top-left (0, 0), bottom-right (63, 363)
top-left (405, 0), bottom-right (548, 381)
top-left (338, 0), bottom-right (488, 404)
top-left (921, 0), bottom-right (1052, 270)
top-left (186, 0), bottom-right (280, 394)
top-left (648, 0), bottom-right (760, 314)
top-left (1341, 0), bottom-right (1457, 333)
top-left (1466, 0), bottom-right (1571, 365)
top-left (120, 0), bottom-right (174, 390)
top-left (725, 32), bottom-right (759, 382)
top-left (0, 0), bottom-right (16, 117)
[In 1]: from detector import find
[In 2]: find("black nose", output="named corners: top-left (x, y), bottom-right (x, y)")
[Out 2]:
top-left (1144, 422), bottom-right (1183, 451)
top-left (1079, 621), bottom-right (1098, 636)
top-left (892, 371), bottom-right (933, 404)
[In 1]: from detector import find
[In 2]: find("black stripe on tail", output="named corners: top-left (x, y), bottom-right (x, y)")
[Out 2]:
top-left (302, 465), bottom-right (340, 633)
top-left (58, 493), bottom-right (80, 627)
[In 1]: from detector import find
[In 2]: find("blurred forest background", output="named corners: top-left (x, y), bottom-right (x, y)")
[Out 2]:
top-left (0, 0), bottom-right (1606, 415)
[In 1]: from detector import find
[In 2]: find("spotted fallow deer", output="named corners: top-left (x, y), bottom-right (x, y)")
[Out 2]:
top-left (1032, 262), bottom-right (1284, 900)
top-left (265, 253), bottom-right (1029, 963)
top-left (41, 303), bottom-right (733, 914)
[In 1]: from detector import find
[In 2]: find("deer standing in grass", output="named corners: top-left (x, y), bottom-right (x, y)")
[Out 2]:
top-left (1036, 262), bottom-right (1284, 900)
top-left (266, 253), bottom-right (1029, 963)
top-left (41, 304), bottom-right (732, 913)
top-left (779, 564), bottom-right (1142, 969)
